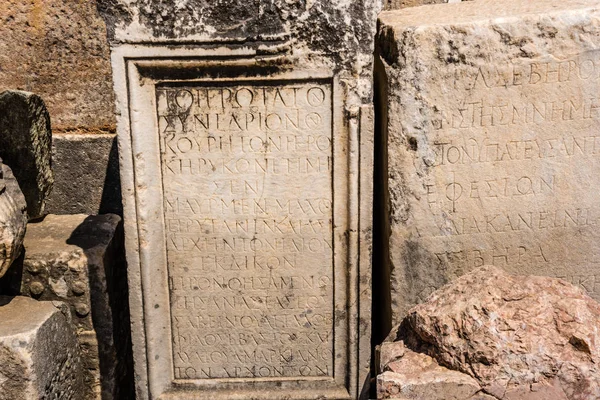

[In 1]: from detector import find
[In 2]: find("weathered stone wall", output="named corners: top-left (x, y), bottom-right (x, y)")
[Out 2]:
top-left (0, 0), bottom-right (114, 132)
top-left (0, 1), bottom-right (120, 215)
top-left (45, 134), bottom-right (122, 216)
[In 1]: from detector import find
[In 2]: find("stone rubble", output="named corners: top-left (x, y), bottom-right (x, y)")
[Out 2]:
top-left (379, 266), bottom-right (600, 400)
top-left (13, 214), bottom-right (132, 400)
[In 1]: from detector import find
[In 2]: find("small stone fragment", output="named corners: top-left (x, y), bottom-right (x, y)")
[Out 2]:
top-left (29, 281), bottom-right (45, 296)
top-left (377, 343), bottom-right (481, 399)
top-left (0, 90), bottom-right (53, 219)
top-left (75, 303), bottom-right (90, 317)
top-left (0, 160), bottom-right (27, 278)
top-left (377, 341), bottom-right (406, 374)
top-left (71, 280), bottom-right (87, 296)
top-left (0, 296), bottom-right (83, 400)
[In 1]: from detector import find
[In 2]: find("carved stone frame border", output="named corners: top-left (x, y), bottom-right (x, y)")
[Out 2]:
top-left (111, 44), bottom-right (373, 400)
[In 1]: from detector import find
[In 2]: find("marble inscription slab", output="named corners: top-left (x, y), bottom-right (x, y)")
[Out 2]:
top-left (157, 81), bottom-right (335, 380)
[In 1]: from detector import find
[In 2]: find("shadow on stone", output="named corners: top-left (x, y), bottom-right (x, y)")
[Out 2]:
top-left (99, 137), bottom-right (122, 216)
top-left (67, 215), bottom-right (134, 399)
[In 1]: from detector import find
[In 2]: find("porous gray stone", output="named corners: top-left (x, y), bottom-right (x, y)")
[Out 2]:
top-left (11, 214), bottom-right (133, 400)
top-left (0, 296), bottom-right (83, 400)
top-left (0, 90), bottom-right (53, 219)
top-left (0, 160), bottom-right (27, 278)
top-left (0, 0), bottom-right (115, 131)
top-left (45, 133), bottom-right (122, 216)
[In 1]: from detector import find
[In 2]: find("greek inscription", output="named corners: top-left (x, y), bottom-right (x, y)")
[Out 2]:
top-left (425, 174), bottom-right (556, 212)
top-left (157, 81), bottom-right (334, 379)
top-left (467, 54), bottom-right (600, 90)
top-left (432, 135), bottom-right (600, 166)
top-left (432, 207), bottom-right (598, 236)
top-left (435, 245), bottom-right (549, 270)
top-left (556, 274), bottom-right (600, 295)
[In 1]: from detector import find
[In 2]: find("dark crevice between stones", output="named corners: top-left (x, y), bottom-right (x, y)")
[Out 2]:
top-left (371, 47), bottom-right (393, 398)
top-left (67, 217), bottom-right (134, 399)
top-left (0, 250), bottom-right (25, 297)
top-left (99, 138), bottom-right (123, 216)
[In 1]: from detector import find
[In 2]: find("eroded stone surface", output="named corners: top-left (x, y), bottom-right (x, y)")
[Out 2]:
top-left (8, 214), bottom-right (133, 400)
top-left (384, 0), bottom-right (460, 11)
top-left (378, 0), bottom-right (600, 323)
top-left (384, 266), bottom-right (600, 399)
top-left (99, 0), bottom-right (380, 102)
top-left (0, 160), bottom-right (27, 278)
top-left (0, 0), bottom-right (115, 131)
top-left (0, 296), bottom-right (83, 400)
top-left (0, 90), bottom-right (53, 219)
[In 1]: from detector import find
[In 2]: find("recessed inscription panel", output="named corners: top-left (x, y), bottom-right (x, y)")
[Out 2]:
top-left (388, 50), bottom-right (600, 319)
top-left (156, 81), bottom-right (334, 380)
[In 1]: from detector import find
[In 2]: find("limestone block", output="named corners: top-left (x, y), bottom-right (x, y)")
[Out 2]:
top-left (0, 296), bottom-right (83, 400)
top-left (45, 133), bottom-right (122, 216)
top-left (0, 90), bottom-right (53, 219)
top-left (385, 266), bottom-right (600, 399)
top-left (0, 160), bottom-right (27, 278)
top-left (11, 214), bottom-right (133, 400)
top-left (377, 0), bottom-right (600, 324)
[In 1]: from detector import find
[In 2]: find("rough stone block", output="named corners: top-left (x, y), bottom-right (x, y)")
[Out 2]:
top-left (377, 0), bottom-right (600, 325)
top-left (0, 90), bottom-right (53, 219)
top-left (0, 296), bottom-right (83, 400)
top-left (0, 160), bottom-right (27, 278)
top-left (45, 133), bottom-right (122, 216)
top-left (4, 214), bottom-right (133, 399)
top-left (385, 0), bottom-right (461, 11)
